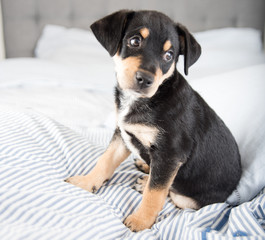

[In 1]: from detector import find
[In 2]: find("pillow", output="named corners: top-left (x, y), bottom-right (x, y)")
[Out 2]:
top-left (190, 64), bottom-right (265, 205)
top-left (35, 24), bottom-right (111, 66)
top-left (178, 28), bottom-right (265, 79)
top-left (36, 25), bottom-right (265, 78)
top-left (35, 24), bottom-right (116, 92)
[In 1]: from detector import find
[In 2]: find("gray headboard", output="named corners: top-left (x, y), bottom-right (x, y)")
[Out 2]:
top-left (1, 0), bottom-right (265, 58)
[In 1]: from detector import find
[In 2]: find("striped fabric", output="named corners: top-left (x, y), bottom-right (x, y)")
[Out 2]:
top-left (0, 107), bottom-right (264, 240)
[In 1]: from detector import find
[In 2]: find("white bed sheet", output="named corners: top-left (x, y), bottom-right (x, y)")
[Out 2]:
top-left (0, 58), bottom-right (115, 135)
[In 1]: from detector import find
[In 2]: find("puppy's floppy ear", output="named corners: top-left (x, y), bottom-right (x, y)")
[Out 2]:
top-left (90, 10), bottom-right (134, 56)
top-left (176, 24), bottom-right (201, 75)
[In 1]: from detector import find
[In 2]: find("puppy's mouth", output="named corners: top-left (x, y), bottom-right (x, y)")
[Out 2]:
top-left (122, 86), bottom-right (151, 99)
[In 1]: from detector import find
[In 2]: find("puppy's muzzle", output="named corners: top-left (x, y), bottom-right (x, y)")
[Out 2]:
top-left (135, 71), bottom-right (154, 89)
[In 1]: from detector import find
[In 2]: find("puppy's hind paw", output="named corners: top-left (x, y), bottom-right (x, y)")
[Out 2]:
top-left (133, 175), bottom-right (148, 194)
top-left (134, 158), bottom-right (150, 174)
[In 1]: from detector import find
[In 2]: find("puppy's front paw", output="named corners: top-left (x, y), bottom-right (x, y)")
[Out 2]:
top-left (65, 175), bottom-right (100, 193)
top-left (124, 212), bottom-right (154, 232)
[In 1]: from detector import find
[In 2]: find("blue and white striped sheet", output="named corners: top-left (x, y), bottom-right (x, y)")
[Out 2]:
top-left (0, 107), bottom-right (264, 240)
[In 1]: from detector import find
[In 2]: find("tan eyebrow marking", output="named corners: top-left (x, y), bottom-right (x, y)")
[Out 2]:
top-left (163, 40), bottom-right (172, 51)
top-left (140, 28), bottom-right (150, 39)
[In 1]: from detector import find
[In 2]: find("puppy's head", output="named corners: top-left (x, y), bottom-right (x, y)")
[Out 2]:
top-left (91, 10), bottom-right (201, 98)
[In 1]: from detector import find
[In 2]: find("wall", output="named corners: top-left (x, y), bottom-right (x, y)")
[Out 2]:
top-left (1, 0), bottom-right (265, 58)
top-left (0, 0), bottom-right (5, 60)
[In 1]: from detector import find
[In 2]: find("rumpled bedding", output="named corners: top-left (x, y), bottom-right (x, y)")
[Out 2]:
top-left (0, 108), bottom-right (264, 239)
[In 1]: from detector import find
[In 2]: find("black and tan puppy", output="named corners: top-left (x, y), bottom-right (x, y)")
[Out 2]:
top-left (67, 10), bottom-right (241, 231)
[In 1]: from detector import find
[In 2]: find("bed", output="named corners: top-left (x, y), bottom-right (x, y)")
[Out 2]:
top-left (0, 0), bottom-right (265, 239)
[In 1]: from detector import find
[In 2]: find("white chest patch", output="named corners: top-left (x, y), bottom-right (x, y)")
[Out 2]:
top-left (117, 91), bottom-right (159, 158)
top-left (117, 91), bottom-right (140, 157)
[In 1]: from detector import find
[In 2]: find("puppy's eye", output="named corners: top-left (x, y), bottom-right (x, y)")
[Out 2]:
top-left (163, 51), bottom-right (173, 62)
top-left (128, 36), bottom-right (142, 48)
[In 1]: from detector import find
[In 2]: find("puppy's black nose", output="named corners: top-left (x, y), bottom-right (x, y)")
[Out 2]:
top-left (135, 71), bottom-right (154, 89)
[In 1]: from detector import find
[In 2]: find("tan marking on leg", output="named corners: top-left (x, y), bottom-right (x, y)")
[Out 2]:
top-left (113, 54), bottom-right (141, 90)
top-left (135, 158), bottom-right (150, 173)
top-left (124, 123), bottom-right (159, 147)
top-left (140, 27), bottom-right (149, 39)
top-left (169, 191), bottom-right (199, 210)
top-left (124, 163), bottom-right (183, 231)
top-left (124, 177), bottom-right (169, 231)
top-left (66, 135), bottom-right (130, 192)
top-left (163, 40), bottom-right (172, 52)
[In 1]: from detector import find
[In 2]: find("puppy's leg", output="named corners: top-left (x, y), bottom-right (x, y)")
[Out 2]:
top-left (124, 162), bottom-right (183, 231)
top-left (66, 129), bottom-right (130, 192)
